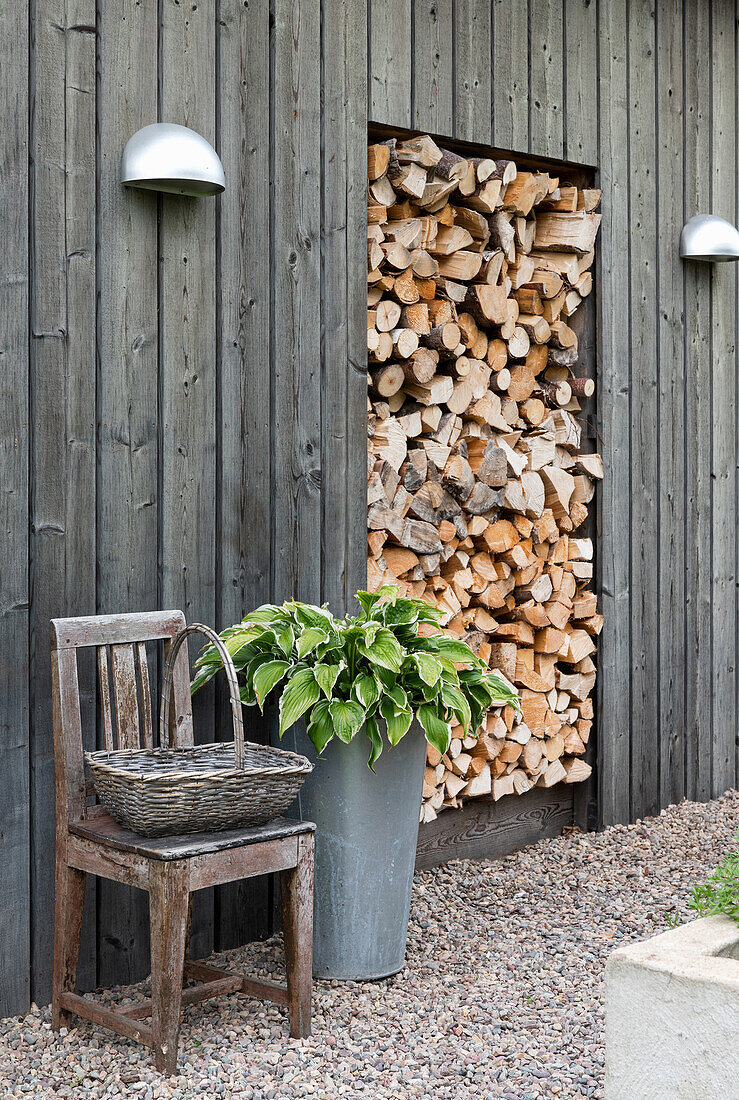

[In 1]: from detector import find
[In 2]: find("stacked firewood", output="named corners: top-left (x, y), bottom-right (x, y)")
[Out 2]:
top-left (365, 134), bottom-right (604, 822)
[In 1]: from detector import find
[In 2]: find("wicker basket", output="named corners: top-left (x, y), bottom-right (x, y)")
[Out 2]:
top-left (86, 623), bottom-right (312, 837)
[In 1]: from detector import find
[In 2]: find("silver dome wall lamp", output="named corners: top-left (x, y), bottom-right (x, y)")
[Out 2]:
top-left (120, 123), bottom-right (225, 197)
top-left (680, 214), bottom-right (739, 262)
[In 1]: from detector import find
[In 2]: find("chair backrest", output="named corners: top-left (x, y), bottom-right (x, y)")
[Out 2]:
top-left (50, 610), bottom-right (193, 826)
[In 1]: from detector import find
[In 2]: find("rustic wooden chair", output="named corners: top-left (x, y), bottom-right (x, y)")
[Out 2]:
top-left (50, 610), bottom-right (314, 1075)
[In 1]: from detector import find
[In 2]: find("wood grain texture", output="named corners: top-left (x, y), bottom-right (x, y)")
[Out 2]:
top-left (160, 0), bottom-right (218, 963)
top-left (415, 787), bottom-right (575, 871)
top-left (491, 0), bottom-right (529, 149)
top-left (683, 0), bottom-right (713, 804)
top-left (369, 0), bottom-right (412, 126)
top-left (564, 0), bottom-right (598, 165)
top-left (453, 0), bottom-right (492, 144)
top-left (412, 0), bottom-right (453, 133)
top-left (30, 0), bottom-right (98, 1005)
top-left (656, 0), bottom-right (685, 809)
top-left (0, 0), bottom-right (30, 1018)
top-left (96, 0), bottom-right (159, 991)
top-left (51, 863), bottom-right (86, 1030)
top-left (344, 0), bottom-right (373, 616)
top-left (709, 0), bottom-right (737, 799)
top-left (272, 0), bottom-right (322, 603)
top-left (30, 0), bottom-right (69, 1007)
top-left (595, 0), bottom-right (631, 826)
top-left (216, 0), bottom-right (273, 949)
top-left (149, 861), bottom-right (189, 1074)
top-left (321, 0), bottom-right (368, 615)
top-left (528, 0), bottom-right (564, 159)
top-left (628, 0), bottom-right (659, 821)
top-left (280, 832), bottom-right (314, 1038)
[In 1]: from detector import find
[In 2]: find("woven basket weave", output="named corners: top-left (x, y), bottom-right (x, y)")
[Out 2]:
top-left (86, 623), bottom-right (312, 837)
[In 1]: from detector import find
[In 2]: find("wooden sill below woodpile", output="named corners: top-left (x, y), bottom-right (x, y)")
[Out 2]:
top-left (365, 132), bottom-right (604, 823)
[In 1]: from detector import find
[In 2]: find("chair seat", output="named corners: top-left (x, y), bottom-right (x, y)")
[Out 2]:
top-left (70, 811), bottom-right (315, 861)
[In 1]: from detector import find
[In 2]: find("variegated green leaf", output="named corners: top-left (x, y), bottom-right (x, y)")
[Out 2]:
top-left (307, 698), bottom-right (334, 753)
top-left (253, 660), bottom-right (291, 709)
top-left (297, 627), bottom-right (329, 659)
top-left (279, 668), bottom-right (320, 736)
top-left (328, 699), bottom-right (365, 744)
top-left (314, 661), bottom-right (342, 699)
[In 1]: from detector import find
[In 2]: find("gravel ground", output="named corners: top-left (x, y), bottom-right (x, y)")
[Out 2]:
top-left (2, 791), bottom-right (737, 1099)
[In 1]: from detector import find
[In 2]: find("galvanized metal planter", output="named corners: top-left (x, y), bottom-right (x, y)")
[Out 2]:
top-left (286, 721), bottom-right (427, 980)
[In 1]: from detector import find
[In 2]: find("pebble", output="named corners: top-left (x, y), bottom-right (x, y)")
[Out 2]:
top-left (0, 792), bottom-right (735, 1098)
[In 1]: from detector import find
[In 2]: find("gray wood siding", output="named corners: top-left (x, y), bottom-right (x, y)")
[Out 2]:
top-left (2, 0), bottom-right (737, 1017)
top-left (1, 0), bottom-right (366, 1016)
top-left (368, 0), bottom-right (739, 824)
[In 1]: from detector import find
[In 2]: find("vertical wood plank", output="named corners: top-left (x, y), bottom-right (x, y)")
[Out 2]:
top-left (30, 0), bottom-right (97, 1005)
top-left (272, 0), bottom-right (322, 604)
top-left (596, 0), bottom-right (631, 826)
top-left (30, 1), bottom-right (68, 1006)
top-left (412, 0), bottom-right (453, 134)
top-left (627, 0), bottom-right (659, 820)
top-left (683, 3), bottom-right (716, 804)
top-left (216, 0), bottom-right (273, 949)
top-left (529, 0), bottom-right (564, 158)
top-left (369, 0), bottom-right (412, 126)
top-left (656, 0), bottom-right (685, 809)
top-left (97, 0), bottom-right (158, 988)
top-left (710, 0), bottom-right (737, 798)
top-left (0, 0), bottom-right (30, 1019)
top-left (136, 643), bottom-right (153, 749)
top-left (110, 645), bottom-right (140, 748)
top-left (564, 0), bottom-right (598, 164)
top-left (160, 0), bottom-right (217, 961)
top-left (491, 0), bottom-right (529, 149)
top-left (344, 0), bottom-right (372, 616)
top-left (97, 648), bottom-right (114, 752)
top-left (321, 0), bottom-right (368, 618)
top-left (453, 0), bottom-right (492, 144)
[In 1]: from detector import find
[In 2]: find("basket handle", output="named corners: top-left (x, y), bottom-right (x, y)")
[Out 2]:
top-left (160, 623), bottom-right (245, 768)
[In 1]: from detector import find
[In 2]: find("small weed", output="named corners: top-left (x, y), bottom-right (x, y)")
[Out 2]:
top-left (688, 833), bottom-right (739, 925)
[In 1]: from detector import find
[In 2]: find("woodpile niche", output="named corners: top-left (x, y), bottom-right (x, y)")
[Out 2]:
top-left (365, 132), bottom-right (603, 822)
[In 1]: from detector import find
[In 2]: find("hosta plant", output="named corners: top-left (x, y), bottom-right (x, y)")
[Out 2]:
top-left (191, 585), bottom-right (519, 765)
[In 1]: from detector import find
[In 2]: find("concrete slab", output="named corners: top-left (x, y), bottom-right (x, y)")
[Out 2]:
top-left (605, 916), bottom-right (739, 1099)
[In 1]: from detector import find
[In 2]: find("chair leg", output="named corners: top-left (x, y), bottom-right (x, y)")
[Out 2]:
top-left (280, 832), bottom-right (314, 1038)
top-left (149, 862), bottom-right (189, 1075)
top-left (51, 857), bottom-right (86, 1030)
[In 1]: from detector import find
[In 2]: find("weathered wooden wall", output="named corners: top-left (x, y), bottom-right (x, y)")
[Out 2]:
top-left (368, 0), bottom-right (739, 826)
top-left (2, 0), bottom-right (738, 1018)
top-left (0, 0), bottom-right (367, 1016)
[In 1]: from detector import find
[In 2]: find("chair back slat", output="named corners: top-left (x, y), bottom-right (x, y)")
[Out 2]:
top-left (110, 644), bottom-right (141, 749)
top-left (97, 646), bottom-right (114, 751)
top-left (163, 635), bottom-right (194, 748)
top-left (136, 642), bottom-right (154, 749)
top-left (51, 611), bottom-right (191, 827)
